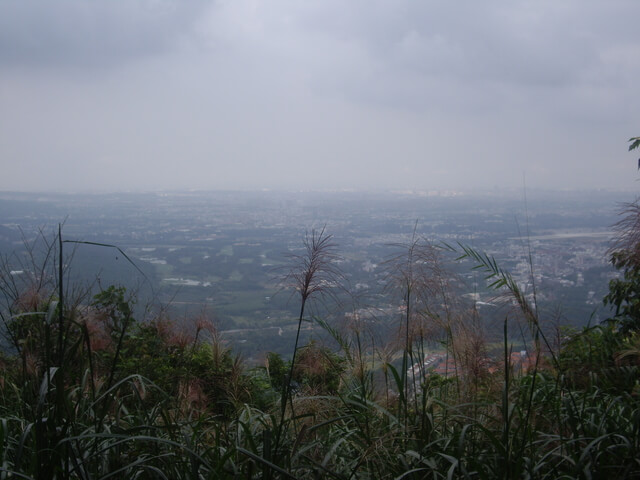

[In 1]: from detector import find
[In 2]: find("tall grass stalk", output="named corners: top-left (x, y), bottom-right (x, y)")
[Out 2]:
top-left (274, 227), bottom-right (341, 459)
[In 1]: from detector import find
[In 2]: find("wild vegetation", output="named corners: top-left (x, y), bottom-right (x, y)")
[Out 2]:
top-left (0, 198), bottom-right (638, 478)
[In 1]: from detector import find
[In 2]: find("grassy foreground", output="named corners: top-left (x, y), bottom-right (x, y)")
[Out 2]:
top-left (0, 227), bottom-right (638, 479)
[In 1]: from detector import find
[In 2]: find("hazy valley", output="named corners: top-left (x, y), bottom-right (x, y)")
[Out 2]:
top-left (0, 188), bottom-right (626, 360)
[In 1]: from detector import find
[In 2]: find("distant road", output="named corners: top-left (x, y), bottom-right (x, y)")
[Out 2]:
top-left (509, 231), bottom-right (613, 241)
top-left (222, 326), bottom-right (286, 335)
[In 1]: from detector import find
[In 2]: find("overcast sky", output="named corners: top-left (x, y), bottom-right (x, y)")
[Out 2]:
top-left (1, 0), bottom-right (639, 193)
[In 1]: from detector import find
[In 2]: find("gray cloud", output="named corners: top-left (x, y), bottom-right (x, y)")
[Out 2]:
top-left (191, 0), bottom-right (639, 118)
top-left (0, 0), bottom-right (639, 193)
top-left (0, 0), bottom-right (208, 67)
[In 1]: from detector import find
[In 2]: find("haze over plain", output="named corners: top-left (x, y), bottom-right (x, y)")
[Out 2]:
top-left (1, 0), bottom-right (639, 193)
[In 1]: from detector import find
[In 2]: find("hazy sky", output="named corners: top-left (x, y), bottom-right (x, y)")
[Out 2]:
top-left (1, 0), bottom-right (639, 193)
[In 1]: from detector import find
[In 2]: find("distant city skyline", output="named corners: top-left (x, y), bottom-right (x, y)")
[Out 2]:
top-left (1, 0), bottom-right (639, 193)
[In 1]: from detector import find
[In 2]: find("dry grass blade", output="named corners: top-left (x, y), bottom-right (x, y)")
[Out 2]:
top-left (455, 243), bottom-right (539, 334)
top-left (276, 227), bottom-right (345, 455)
top-left (608, 198), bottom-right (640, 268)
top-left (284, 226), bottom-right (342, 305)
